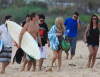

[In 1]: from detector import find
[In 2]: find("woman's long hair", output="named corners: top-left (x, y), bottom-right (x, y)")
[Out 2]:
top-left (55, 17), bottom-right (65, 34)
top-left (90, 14), bottom-right (99, 29)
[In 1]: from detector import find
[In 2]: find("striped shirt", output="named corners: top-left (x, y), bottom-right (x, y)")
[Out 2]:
top-left (48, 25), bottom-right (59, 50)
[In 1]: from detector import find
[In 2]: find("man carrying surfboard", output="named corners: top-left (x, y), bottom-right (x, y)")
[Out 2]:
top-left (0, 15), bottom-right (13, 74)
top-left (19, 12), bottom-right (43, 72)
top-left (20, 14), bottom-right (32, 72)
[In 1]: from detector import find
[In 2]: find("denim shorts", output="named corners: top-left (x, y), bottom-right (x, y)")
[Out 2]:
top-left (87, 43), bottom-right (99, 47)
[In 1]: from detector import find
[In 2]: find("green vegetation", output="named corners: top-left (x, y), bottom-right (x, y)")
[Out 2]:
top-left (0, 5), bottom-right (47, 24)
top-left (0, 1), bottom-right (99, 40)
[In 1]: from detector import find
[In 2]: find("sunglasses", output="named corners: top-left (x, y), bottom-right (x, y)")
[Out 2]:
top-left (40, 20), bottom-right (44, 22)
top-left (74, 16), bottom-right (78, 19)
top-left (92, 18), bottom-right (97, 20)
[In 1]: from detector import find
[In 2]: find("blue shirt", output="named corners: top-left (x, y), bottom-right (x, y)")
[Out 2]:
top-left (64, 17), bottom-right (81, 37)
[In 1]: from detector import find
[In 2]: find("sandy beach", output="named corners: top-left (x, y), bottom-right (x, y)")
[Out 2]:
top-left (0, 40), bottom-right (100, 77)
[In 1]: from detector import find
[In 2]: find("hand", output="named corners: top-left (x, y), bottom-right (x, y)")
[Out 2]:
top-left (84, 38), bottom-right (87, 43)
top-left (94, 13), bottom-right (100, 19)
top-left (48, 42), bottom-right (50, 47)
top-left (77, 17), bottom-right (79, 21)
top-left (41, 46), bottom-right (43, 52)
top-left (94, 13), bottom-right (97, 15)
top-left (57, 33), bottom-right (62, 36)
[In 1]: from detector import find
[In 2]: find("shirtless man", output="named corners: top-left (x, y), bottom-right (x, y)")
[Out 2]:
top-left (18, 12), bottom-right (43, 71)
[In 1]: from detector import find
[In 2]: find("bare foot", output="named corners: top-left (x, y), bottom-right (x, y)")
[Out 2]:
top-left (90, 66), bottom-right (93, 68)
top-left (70, 55), bottom-right (74, 60)
top-left (58, 70), bottom-right (61, 72)
top-left (1, 71), bottom-right (5, 74)
top-left (70, 58), bottom-right (73, 60)
top-left (37, 68), bottom-right (41, 72)
top-left (85, 64), bottom-right (90, 68)
top-left (32, 68), bottom-right (36, 72)
top-left (32, 69), bottom-right (35, 72)
top-left (21, 66), bottom-right (25, 72)
top-left (65, 53), bottom-right (69, 60)
top-left (12, 62), bottom-right (14, 64)
top-left (46, 68), bottom-right (52, 72)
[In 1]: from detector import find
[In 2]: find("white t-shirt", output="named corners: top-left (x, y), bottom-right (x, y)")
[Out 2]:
top-left (0, 24), bottom-right (13, 47)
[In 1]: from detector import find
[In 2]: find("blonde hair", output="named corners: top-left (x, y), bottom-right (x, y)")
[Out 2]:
top-left (55, 17), bottom-right (65, 34)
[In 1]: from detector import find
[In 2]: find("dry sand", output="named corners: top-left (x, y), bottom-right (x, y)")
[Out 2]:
top-left (0, 41), bottom-right (100, 77)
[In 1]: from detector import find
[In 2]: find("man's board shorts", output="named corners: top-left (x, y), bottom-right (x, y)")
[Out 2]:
top-left (39, 46), bottom-right (46, 58)
top-left (26, 54), bottom-right (35, 61)
top-left (0, 47), bottom-right (12, 63)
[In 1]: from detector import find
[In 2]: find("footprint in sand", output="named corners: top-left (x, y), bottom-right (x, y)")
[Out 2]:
top-left (68, 64), bottom-right (76, 67)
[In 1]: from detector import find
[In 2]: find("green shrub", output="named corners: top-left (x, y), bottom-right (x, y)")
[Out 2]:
top-left (0, 5), bottom-right (48, 24)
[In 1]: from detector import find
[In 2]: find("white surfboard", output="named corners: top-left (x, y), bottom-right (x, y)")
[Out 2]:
top-left (6, 21), bottom-right (40, 59)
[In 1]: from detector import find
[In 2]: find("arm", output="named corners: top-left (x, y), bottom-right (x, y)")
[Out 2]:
top-left (64, 18), bottom-right (68, 26)
top-left (0, 26), bottom-right (2, 40)
top-left (47, 32), bottom-right (50, 47)
top-left (84, 24), bottom-right (90, 43)
top-left (98, 23), bottom-right (100, 29)
top-left (37, 25), bottom-right (43, 51)
top-left (77, 17), bottom-right (81, 29)
top-left (95, 13), bottom-right (100, 20)
top-left (18, 24), bottom-right (28, 48)
top-left (0, 26), bottom-right (2, 35)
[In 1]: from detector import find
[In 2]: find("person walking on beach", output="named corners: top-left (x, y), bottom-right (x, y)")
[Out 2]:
top-left (84, 14), bottom-right (100, 68)
top-left (47, 17), bottom-right (65, 72)
top-left (20, 14), bottom-right (32, 71)
top-left (0, 15), bottom-right (13, 74)
top-left (37, 14), bottom-right (49, 71)
top-left (64, 12), bottom-right (81, 60)
top-left (13, 14), bottom-right (31, 71)
top-left (19, 12), bottom-right (43, 72)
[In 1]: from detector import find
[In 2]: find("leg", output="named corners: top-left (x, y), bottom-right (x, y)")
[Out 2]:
top-left (38, 58), bottom-right (43, 71)
top-left (22, 52), bottom-right (26, 62)
top-left (1, 62), bottom-right (5, 74)
top-left (65, 51), bottom-right (69, 59)
top-left (87, 46), bottom-right (94, 68)
top-left (1, 62), bottom-right (9, 74)
top-left (46, 50), bottom-right (57, 72)
top-left (32, 60), bottom-right (36, 72)
top-left (49, 50), bottom-right (57, 69)
top-left (58, 49), bottom-right (62, 71)
top-left (70, 37), bottom-right (77, 60)
top-left (27, 61), bottom-right (32, 71)
top-left (21, 60), bottom-right (30, 72)
top-left (4, 62), bottom-right (9, 68)
top-left (91, 47), bottom-right (98, 68)
top-left (38, 46), bottom-right (45, 71)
